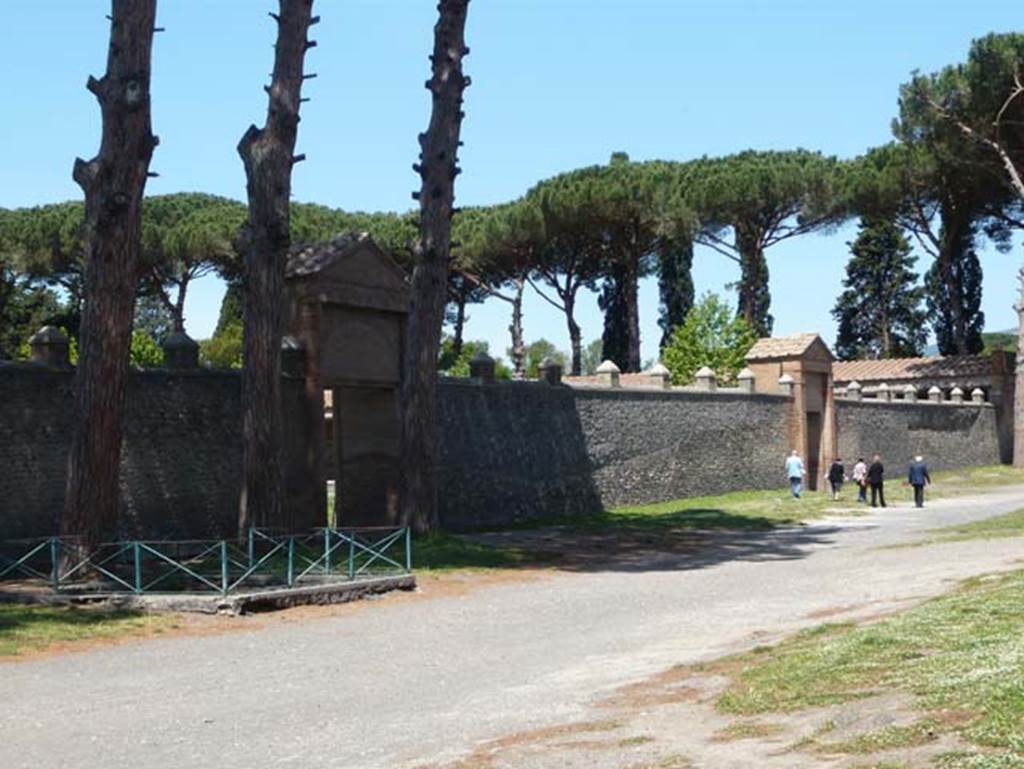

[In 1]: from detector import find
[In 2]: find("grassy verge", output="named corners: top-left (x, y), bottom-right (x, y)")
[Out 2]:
top-left (925, 507), bottom-right (1024, 544)
top-left (413, 465), bottom-right (1024, 571)
top-left (699, 569), bottom-right (1024, 768)
top-left (0, 604), bottom-right (177, 658)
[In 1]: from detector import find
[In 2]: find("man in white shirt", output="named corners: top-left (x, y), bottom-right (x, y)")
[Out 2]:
top-left (784, 450), bottom-right (806, 499)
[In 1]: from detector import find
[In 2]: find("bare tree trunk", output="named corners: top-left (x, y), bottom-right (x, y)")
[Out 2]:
top-left (566, 296), bottom-right (582, 376)
top-left (237, 0), bottom-right (316, 536)
top-left (62, 0), bottom-right (159, 548)
top-left (399, 0), bottom-right (471, 535)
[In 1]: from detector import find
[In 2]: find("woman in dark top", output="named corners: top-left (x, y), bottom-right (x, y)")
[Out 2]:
top-left (867, 453), bottom-right (886, 508)
top-left (827, 457), bottom-right (845, 500)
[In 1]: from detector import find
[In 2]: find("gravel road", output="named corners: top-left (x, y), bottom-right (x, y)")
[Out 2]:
top-left (3, 487), bottom-right (1024, 769)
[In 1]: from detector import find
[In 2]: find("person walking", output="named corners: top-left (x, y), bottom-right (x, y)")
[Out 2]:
top-left (908, 455), bottom-right (931, 508)
top-left (785, 450), bottom-right (806, 499)
top-left (867, 453), bottom-right (886, 508)
top-left (852, 457), bottom-right (868, 503)
top-left (827, 457), bottom-right (845, 501)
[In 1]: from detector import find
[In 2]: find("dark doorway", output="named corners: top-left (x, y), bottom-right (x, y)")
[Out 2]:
top-left (806, 411), bottom-right (822, 491)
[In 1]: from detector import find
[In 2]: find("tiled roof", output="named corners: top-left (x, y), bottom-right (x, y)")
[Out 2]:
top-left (286, 232), bottom-right (372, 278)
top-left (564, 373), bottom-right (661, 389)
top-left (745, 333), bottom-right (823, 361)
top-left (833, 356), bottom-right (993, 383)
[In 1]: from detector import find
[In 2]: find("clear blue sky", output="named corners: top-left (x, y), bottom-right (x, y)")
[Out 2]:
top-left (2, 1), bottom-right (1022, 360)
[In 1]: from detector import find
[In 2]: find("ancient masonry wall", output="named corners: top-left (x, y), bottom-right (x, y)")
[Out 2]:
top-left (0, 366), bottom-right (1006, 539)
top-left (0, 363), bottom-right (311, 541)
top-left (436, 381), bottom-right (792, 530)
top-left (836, 399), bottom-right (1001, 472)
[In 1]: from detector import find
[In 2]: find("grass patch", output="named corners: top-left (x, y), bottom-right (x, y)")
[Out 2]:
top-left (0, 604), bottom-right (176, 657)
top-left (706, 568), bottom-right (1024, 764)
top-left (927, 508), bottom-right (1024, 543)
top-left (411, 532), bottom-right (532, 571)
top-left (710, 720), bottom-right (785, 742)
top-left (815, 720), bottom-right (939, 754)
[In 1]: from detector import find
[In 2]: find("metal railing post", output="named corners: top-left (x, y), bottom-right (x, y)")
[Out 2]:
top-left (133, 542), bottom-right (142, 594)
top-left (405, 527), bottom-right (412, 572)
top-left (247, 527), bottom-right (254, 569)
top-left (287, 537), bottom-right (295, 587)
top-left (347, 531), bottom-right (356, 579)
top-left (50, 537), bottom-right (60, 592)
top-left (220, 540), bottom-right (229, 595)
top-left (324, 528), bottom-right (331, 575)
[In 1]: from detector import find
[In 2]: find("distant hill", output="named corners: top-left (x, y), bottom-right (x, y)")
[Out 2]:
top-left (924, 329), bottom-right (1016, 357)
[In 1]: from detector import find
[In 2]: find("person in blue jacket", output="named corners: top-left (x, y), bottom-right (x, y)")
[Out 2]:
top-left (785, 450), bottom-right (806, 498)
top-left (908, 455), bottom-right (931, 508)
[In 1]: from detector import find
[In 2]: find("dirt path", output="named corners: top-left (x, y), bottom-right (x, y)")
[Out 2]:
top-left (2, 488), bottom-right (1023, 769)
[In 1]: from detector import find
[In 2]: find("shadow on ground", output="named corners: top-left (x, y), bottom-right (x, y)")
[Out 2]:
top-left (459, 514), bottom-right (844, 574)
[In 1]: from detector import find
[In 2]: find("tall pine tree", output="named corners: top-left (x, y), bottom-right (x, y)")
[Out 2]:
top-left (832, 217), bottom-right (928, 360)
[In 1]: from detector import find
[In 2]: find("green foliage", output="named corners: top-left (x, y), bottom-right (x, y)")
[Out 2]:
top-left (689, 150), bottom-right (850, 336)
top-left (519, 339), bottom-right (568, 378)
top-left (133, 295), bottom-right (175, 343)
top-left (832, 217), bottom-right (927, 360)
top-left (215, 280), bottom-right (243, 335)
top-left (0, 264), bottom-right (64, 359)
top-left (199, 321), bottom-right (243, 369)
top-left (661, 293), bottom-right (757, 385)
top-left (658, 238), bottom-right (695, 351)
top-left (599, 263), bottom-right (630, 370)
top-left (129, 330), bottom-right (163, 368)
top-left (926, 244), bottom-right (984, 355)
top-left (438, 337), bottom-right (512, 379)
top-left (982, 332), bottom-right (1017, 354)
top-left (581, 339), bottom-right (604, 375)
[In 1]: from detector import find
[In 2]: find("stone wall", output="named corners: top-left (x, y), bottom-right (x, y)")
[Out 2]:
top-left (836, 399), bottom-right (1000, 472)
top-left (436, 381), bottom-right (792, 529)
top-left (0, 363), bottom-right (312, 540)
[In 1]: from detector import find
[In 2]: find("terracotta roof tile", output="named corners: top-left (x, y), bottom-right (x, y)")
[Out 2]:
top-left (286, 232), bottom-right (371, 278)
top-left (745, 333), bottom-right (823, 361)
top-left (833, 356), bottom-right (992, 383)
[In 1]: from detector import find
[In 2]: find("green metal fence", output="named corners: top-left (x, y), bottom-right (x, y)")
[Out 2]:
top-left (0, 526), bottom-right (412, 596)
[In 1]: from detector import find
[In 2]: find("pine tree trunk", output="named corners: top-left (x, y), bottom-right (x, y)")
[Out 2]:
top-left (566, 294), bottom-right (582, 376)
top-left (236, 0), bottom-right (316, 536)
top-left (735, 223), bottom-right (773, 337)
top-left (508, 278), bottom-right (526, 379)
top-left (399, 0), bottom-right (471, 535)
top-left (62, 0), bottom-right (159, 549)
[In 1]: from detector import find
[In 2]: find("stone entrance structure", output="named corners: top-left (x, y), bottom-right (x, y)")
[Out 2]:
top-left (745, 334), bottom-right (838, 491)
top-left (285, 233), bottom-right (409, 527)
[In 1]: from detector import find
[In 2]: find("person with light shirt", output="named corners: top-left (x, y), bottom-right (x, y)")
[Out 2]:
top-left (784, 450), bottom-right (806, 499)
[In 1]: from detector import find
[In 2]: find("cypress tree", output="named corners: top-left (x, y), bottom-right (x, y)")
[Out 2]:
top-left (599, 264), bottom-right (629, 370)
top-left (925, 236), bottom-right (984, 355)
top-left (657, 238), bottom-right (695, 351)
top-left (831, 217), bottom-right (927, 360)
